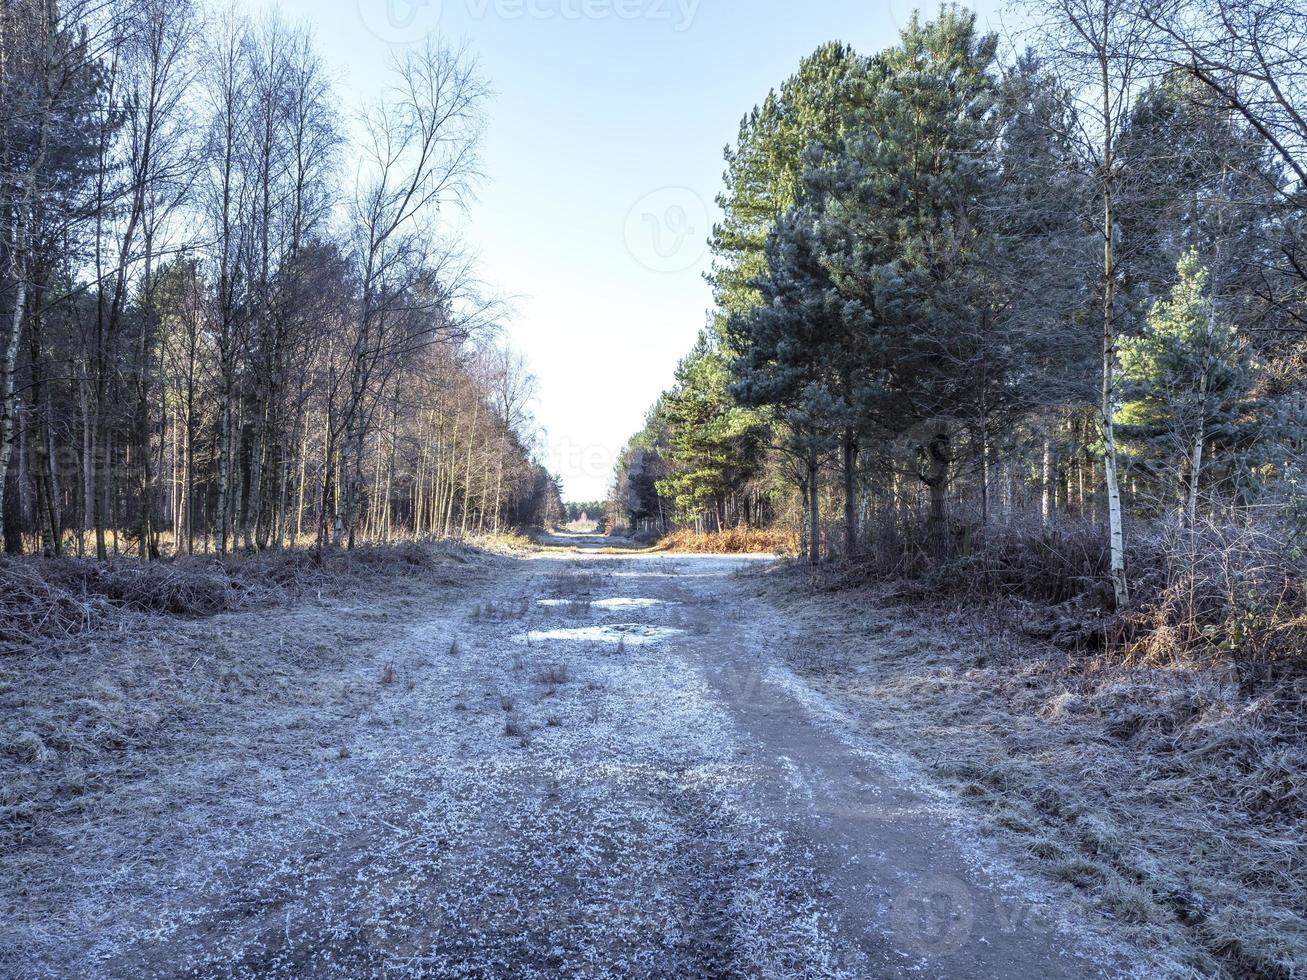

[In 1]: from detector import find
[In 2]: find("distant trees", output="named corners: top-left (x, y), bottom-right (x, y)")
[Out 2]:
top-left (656, 333), bottom-right (767, 532)
top-left (0, 0), bottom-right (555, 557)
top-left (563, 501), bottom-right (604, 523)
top-left (612, 2), bottom-right (1307, 606)
top-left (610, 406), bottom-right (671, 534)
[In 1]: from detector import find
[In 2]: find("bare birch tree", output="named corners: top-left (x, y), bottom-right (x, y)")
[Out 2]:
top-left (1027, 0), bottom-right (1158, 607)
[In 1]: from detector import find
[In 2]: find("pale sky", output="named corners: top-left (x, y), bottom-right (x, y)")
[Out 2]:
top-left (275, 0), bottom-right (1003, 501)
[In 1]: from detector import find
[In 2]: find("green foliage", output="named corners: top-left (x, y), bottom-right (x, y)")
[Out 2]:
top-left (1118, 250), bottom-right (1262, 508)
top-left (710, 42), bottom-right (867, 328)
top-left (655, 334), bottom-right (768, 523)
top-left (1118, 70), bottom-right (1281, 298)
top-left (807, 7), bottom-right (1019, 511)
top-left (614, 2), bottom-right (1300, 560)
top-left (563, 501), bottom-right (605, 522)
top-left (612, 397), bottom-right (671, 527)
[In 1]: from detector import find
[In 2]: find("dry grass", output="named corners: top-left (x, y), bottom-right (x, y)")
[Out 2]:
top-left (818, 515), bottom-right (1307, 689)
top-left (503, 715), bottom-right (532, 747)
top-left (0, 540), bottom-right (480, 656)
top-left (1115, 522), bottom-right (1307, 689)
top-left (657, 527), bottom-right (798, 555)
top-left (0, 534), bottom-right (497, 976)
top-left (469, 530), bottom-right (536, 554)
top-left (826, 515), bottom-right (1113, 606)
top-left (537, 664), bottom-right (570, 687)
top-left (767, 568), bottom-right (1307, 978)
top-left (0, 541), bottom-right (485, 850)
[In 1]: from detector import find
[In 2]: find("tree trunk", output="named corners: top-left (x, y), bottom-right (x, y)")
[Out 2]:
top-left (806, 450), bottom-right (820, 564)
top-left (1099, 50), bottom-right (1129, 609)
top-left (135, 244), bottom-right (157, 559)
top-left (0, 276), bottom-right (26, 533)
top-left (26, 282), bottom-right (61, 556)
top-left (2, 461), bottom-right (21, 554)
top-left (216, 383), bottom-right (233, 555)
top-left (1185, 425), bottom-right (1204, 528)
top-left (1186, 337), bottom-right (1213, 528)
top-left (1041, 434), bottom-right (1053, 526)
top-left (842, 425), bottom-right (858, 558)
top-left (925, 424), bottom-right (950, 551)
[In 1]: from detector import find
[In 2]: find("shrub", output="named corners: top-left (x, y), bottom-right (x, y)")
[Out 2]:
top-left (657, 526), bottom-right (798, 555)
top-left (1115, 521), bottom-right (1307, 688)
top-left (0, 541), bottom-right (476, 655)
top-left (817, 513), bottom-right (1307, 685)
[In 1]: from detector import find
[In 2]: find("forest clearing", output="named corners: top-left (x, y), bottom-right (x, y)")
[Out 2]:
top-left (4, 0), bottom-right (1307, 975)
top-left (1, 535), bottom-right (1302, 977)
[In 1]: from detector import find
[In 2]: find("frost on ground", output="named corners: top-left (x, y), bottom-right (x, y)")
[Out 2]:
top-left (513, 623), bottom-right (686, 646)
top-left (0, 547), bottom-right (846, 977)
top-left (2, 539), bottom-right (1189, 977)
top-left (756, 569), bottom-right (1307, 978)
top-left (537, 598), bottom-right (671, 609)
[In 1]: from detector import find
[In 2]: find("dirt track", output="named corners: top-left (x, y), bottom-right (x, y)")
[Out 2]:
top-left (2, 536), bottom-right (1164, 977)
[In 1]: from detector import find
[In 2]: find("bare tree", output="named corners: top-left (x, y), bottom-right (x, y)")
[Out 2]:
top-left (324, 39), bottom-right (489, 548)
top-left (0, 0), bottom-right (98, 548)
top-left (199, 9), bottom-right (249, 557)
top-left (1142, 0), bottom-right (1307, 333)
top-left (80, 0), bottom-right (197, 558)
top-left (1027, 0), bottom-right (1159, 607)
top-left (483, 343), bottom-right (537, 533)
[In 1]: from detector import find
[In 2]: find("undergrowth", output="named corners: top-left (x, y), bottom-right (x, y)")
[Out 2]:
top-left (0, 539), bottom-right (478, 656)
top-left (657, 526), bottom-right (798, 555)
top-left (813, 515), bottom-right (1307, 690)
top-left (777, 513), bottom-right (1307, 975)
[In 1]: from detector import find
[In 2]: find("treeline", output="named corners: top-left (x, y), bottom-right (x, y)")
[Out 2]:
top-left (0, 0), bottom-right (561, 560)
top-left (563, 501), bottom-right (605, 523)
top-left (612, 0), bottom-right (1307, 606)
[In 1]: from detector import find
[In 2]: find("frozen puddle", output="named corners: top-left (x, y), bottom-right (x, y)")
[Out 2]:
top-left (514, 624), bottom-right (685, 646)
top-left (537, 597), bottom-right (671, 609)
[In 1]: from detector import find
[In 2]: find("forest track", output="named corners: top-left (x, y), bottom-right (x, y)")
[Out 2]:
top-left (2, 536), bottom-right (1163, 978)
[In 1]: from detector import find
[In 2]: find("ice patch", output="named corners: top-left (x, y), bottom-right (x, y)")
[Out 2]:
top-left (514, 624), bottom-right (685, 646)
top-left (537, 597), bottom-right (671, 609)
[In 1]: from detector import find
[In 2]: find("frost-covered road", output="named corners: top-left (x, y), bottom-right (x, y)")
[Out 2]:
top-left (6, 539), bottom-right (1148, 977)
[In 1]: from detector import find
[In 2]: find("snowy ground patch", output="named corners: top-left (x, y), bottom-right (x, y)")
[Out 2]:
top-left (514, 624), bottom-right (685, 646)
top-left (537, 597), bottom-right (672, 609)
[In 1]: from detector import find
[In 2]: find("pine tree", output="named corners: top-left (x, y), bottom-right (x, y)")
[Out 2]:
top-left (710, 42), bottom-right (867, 325)
top-left (811, 6), bottom-right (1006, 545)
top-left (727, 208), bottom-right (847, 561)
top-left (1118, 249), bottom-right (1259, 524)
top-left (656, 334), bottom-right (767, 530)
